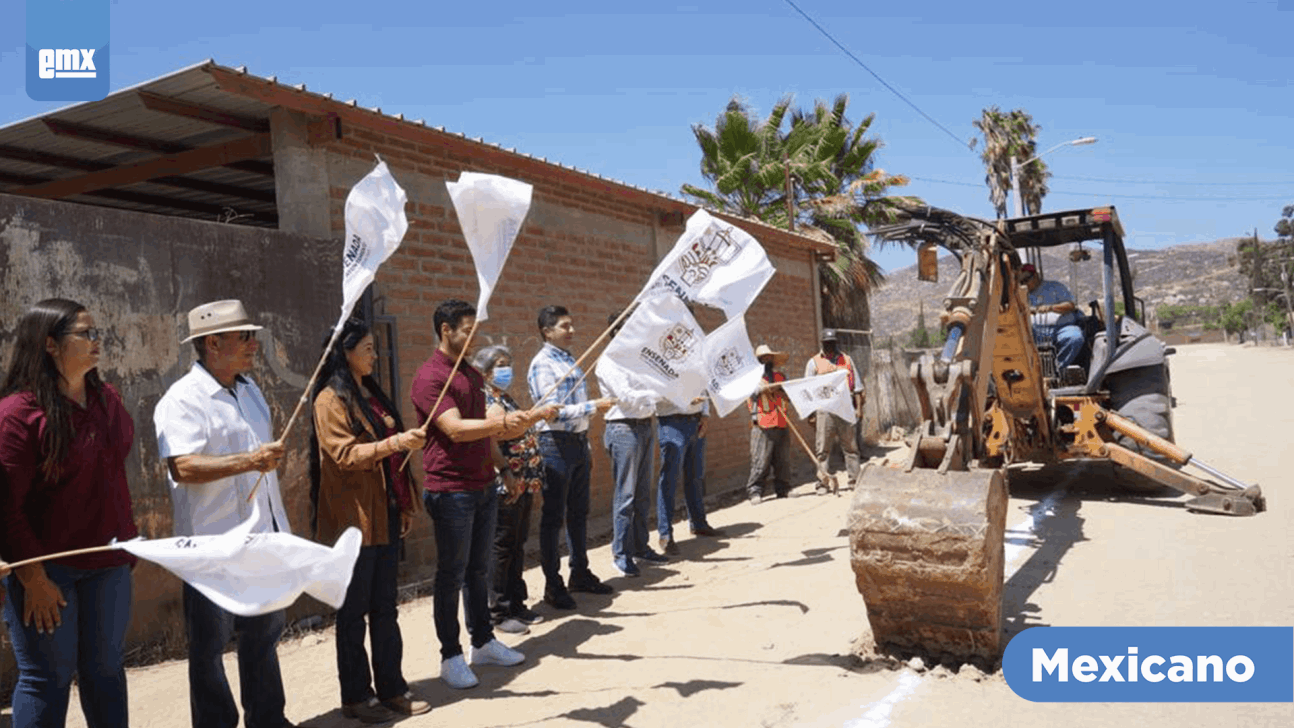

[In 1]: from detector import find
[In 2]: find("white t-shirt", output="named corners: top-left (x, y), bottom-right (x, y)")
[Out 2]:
top-left (1027, 280), bottom-right (1080, 329)
top-left (154, 362), bottom-right (291, 537)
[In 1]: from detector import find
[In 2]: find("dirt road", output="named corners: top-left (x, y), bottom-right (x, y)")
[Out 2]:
top-left (20, 342), bottom-right (1294, 728)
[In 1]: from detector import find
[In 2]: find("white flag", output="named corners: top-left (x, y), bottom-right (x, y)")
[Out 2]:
top-left (702, 315), bottom-right (764, 418)
top-left (341, 160), bottom-right (409, 326)
top-left (446, 172), bottom-right (532, 322)
top-left (117, 501), bottom-right (362, 617)
top-left (780, 369), bottom-right (856, 423)
top-left (597, 295), bottom-right (708, 410)
top-left (637, 209), bottom-right (775, 319)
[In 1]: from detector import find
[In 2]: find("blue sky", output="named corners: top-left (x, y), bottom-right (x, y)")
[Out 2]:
top-left (4, 0), bottom-right (1292, 274)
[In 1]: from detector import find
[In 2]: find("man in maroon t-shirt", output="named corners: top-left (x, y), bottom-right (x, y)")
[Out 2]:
top-left (411, 299), bottom-right (544, 691)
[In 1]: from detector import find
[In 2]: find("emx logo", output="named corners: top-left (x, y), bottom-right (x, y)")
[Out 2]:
top-left (38, 49), bottom-right (98, 79)
top-left (26, 0), bottom-right (110, 101)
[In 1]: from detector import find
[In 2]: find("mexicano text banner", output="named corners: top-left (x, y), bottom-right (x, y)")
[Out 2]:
top-left (1003, 626), bottom-right (1293, 702)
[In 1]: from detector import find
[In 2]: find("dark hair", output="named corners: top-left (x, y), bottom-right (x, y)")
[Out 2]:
top-left (433, 300), bottom-right (475, 340)
top-left (306, 317), bottom-right (406, 533)
top-left (0, 298), bottom-right (103, 479)
top-left (537, 305), bottom-right (570, 336)
top-left (607, 308), bottom-right (628, 339)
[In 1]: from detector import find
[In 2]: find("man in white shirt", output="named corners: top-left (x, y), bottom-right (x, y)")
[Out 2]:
top-left (597, 310), bottom-right (668, 578)
top-left (655, 391), bottom-right (722, 555)
top-left (154, 299), bottom-right (296, 728)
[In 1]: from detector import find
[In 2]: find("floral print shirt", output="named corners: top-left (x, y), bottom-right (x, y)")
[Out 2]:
top-left (484, 387), bottom-right (545, 495)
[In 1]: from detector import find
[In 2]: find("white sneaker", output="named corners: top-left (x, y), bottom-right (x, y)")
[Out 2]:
top-left (440, 654), bottom-right (479, 689)
top-left (469, 638), bottom-right (525, 667)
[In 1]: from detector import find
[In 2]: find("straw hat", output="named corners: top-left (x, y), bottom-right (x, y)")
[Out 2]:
top-left (753, 344), bottom-right (788, 366)
top-left (181, 300), bottom-right (264, 343)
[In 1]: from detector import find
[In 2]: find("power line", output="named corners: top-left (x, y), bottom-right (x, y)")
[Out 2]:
top-left (782, 0), bottom-right (974, 155)
top-left (907, 176), bottom-right (1291, 201)
top-left (1053, 174), bottom-right (1294, 187)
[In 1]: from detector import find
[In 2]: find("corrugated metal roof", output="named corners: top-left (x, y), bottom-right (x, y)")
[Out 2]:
top-left (0, 60), bottom-right (835, 254)
top-left (0, 60), bottom-right (279, 226)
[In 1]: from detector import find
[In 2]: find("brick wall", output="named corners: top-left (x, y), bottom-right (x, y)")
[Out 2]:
top-left (318, 129), bottom-right (824, 579)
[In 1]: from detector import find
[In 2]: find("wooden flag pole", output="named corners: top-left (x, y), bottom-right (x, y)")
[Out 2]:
top-left (535, 304), bottom-right (636, 406)
top-left (777, 400), bottom-right (833, 490)
top-left (398, 318), bottom-right (481, 471)
top-left (246, 324), bottom-right (345, 503)
top-left (3, 544), bottom-right (123, 571)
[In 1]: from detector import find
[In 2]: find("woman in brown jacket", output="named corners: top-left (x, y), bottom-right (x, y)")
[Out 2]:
top-left (309, 317), bottom-right (430, 723)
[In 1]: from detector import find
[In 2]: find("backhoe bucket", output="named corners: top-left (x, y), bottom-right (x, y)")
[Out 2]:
top-left (848, 464), bottom-right (1008, 664)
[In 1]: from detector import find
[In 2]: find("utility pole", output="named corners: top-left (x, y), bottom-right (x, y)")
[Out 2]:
top-left (1010, 154), bottom-right (1024, 218)
top-left (785, 152), bottom-right (794, 232)
top-left (1250, 228), bottom-right (1262, 341)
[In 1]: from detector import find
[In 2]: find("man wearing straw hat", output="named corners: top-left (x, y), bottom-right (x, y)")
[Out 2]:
top-left (153, 299), bottom-right (298, 728)
top-left (745, 344), bottom-right (792, 504)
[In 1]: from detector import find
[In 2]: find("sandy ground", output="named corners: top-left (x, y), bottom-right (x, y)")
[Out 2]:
top-left (9, 342), bottom-right (1292, 728)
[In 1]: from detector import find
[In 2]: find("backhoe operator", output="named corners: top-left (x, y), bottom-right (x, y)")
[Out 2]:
top-left (1020, 263), bottom-right (1084, 370)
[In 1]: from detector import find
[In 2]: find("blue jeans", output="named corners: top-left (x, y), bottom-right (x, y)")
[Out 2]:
top-left (604, 419), bottom-right (655, 571)
top-left (3, 564), bottom-right (131, 728)
top-left (657, 414), bottom-right (710, 539)
top-left (335, 538), bottom-right (407, 705)
top-left (537, 431), bottom-right (592, 587)
top-left (423, 488), bottom-right (497, 659)
top-left (183, 583), bottom-right (287, 728)
top-left (1054, 323), bottom-right (1085, 369)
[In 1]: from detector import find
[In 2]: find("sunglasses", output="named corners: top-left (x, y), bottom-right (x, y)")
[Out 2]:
top-left (66, 327), bottom-right (102, 343)
top-left (224, 331), bottom-right (255, 342)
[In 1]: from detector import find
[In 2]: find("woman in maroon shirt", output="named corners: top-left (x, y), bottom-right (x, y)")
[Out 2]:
top-left (0, 298), bottom-right (137, 728)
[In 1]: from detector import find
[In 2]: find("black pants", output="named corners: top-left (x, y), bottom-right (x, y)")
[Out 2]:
top-left (490, 489), bottom-right (534, 621)
top-left (335, 525), bottom-right (407, 705)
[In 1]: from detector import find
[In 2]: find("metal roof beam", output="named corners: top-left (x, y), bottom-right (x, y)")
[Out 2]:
top-left (43, 119), bottom-right (188, 155)
top-left (80, 188), bottom-right (277, 224)
top-left (150, 176), bottom-right (276, 203)
top-left (42, 119), bottom-right (276, 180)
top-left (136, 90), bottom-right (271, 133)
top-left (1, 167), bottom-right (272, 204)
top-left (9, 134), bottom-right (273, 200)
top-left (0, 144), bottom-right (110, 171)
top-left (227, 160), bottom-right (274, 176)
top-left (0, 170), bottom-right (51, 186)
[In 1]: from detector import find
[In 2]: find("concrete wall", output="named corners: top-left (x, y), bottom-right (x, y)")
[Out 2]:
top-left (0, 192), bottom-right (340, 697)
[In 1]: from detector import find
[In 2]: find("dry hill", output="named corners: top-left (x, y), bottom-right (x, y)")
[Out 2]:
top-left (868, 237), bottom-right (1255, 341)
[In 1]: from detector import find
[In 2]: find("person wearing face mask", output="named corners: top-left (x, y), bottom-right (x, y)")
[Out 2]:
top-left (745, 345), bottom-right (791, 504)
top-left (471, 345), bottom-right (558, 635)
top-left (803, 329), bottom-right (864, 495)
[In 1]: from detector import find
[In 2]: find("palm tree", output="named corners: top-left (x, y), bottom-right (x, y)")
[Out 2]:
top-left (972, 106), bottom-right (1050, 217)
top-left (682, 94), bottom-right (920, 328)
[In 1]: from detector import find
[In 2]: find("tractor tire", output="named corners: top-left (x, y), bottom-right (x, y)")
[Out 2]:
top-left (1105, 363), bottom-right (1176, 493)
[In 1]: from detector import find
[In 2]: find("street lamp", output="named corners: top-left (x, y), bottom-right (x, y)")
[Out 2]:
top-left (1010, 136), bottom-right (1097, 218)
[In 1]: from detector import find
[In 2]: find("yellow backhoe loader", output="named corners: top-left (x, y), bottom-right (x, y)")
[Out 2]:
top-left (848, 205), bottom-right (1265, 666)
